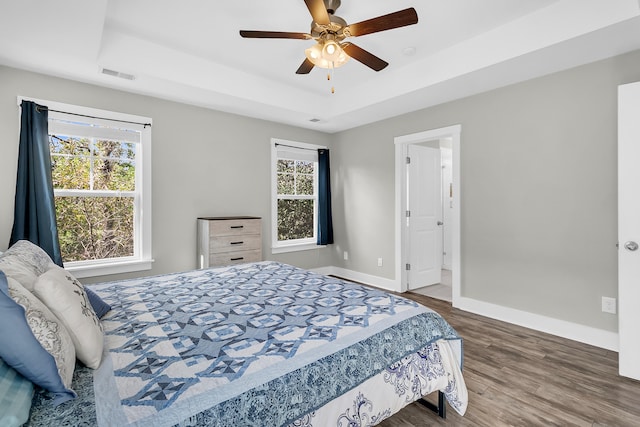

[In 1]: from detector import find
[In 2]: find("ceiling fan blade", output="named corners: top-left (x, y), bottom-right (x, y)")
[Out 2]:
top-left (342, 43), bottom-right (388, 71)
top-left (346, 8), bottom-right (418, 37)
top-left (296, 58), bottom-right (315, 74)
top-left (239, 30), bottom-right (311, 40)
top-left (304, 0), bottom-right (330, 25)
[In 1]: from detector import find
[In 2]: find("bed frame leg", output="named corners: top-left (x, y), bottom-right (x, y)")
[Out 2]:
top-left (418, 391), bottom-right (446, 419)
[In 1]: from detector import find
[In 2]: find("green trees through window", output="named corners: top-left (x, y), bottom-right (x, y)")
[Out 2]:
top-left (276, 159), bottom-right (315, 241)
top-left (50, 135), bottom-right (136, 262)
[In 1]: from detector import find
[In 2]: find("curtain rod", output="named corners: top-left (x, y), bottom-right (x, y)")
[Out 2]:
top-left (33, 104), bottom-right (151, 128)
top-left (275, 143), bottom-right (327, 151)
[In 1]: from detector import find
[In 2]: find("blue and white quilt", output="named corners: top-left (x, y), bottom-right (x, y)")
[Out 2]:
top-left (29, 261), bottom-right (467, 426)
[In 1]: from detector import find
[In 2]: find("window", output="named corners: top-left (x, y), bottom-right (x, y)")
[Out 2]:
top-left (271, 139), bottom-right (324, 252)
top-left (22, 98), bottom-right (153, 277)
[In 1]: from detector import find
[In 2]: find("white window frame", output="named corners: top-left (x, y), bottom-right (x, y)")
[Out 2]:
top-left (18, 97), bottom-right (153, 278)
top-left (271, 138), bottom-right (325, 254)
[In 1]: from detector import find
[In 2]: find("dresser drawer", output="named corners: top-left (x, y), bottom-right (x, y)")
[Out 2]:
top-left (208, 218), bottom-right (261, 237)
top-left (197, 216), bottom-right (263, 269)
top-left (209, 234), bottom-right (261, 253)
top-left (209, 249), bottom-right (262, 266)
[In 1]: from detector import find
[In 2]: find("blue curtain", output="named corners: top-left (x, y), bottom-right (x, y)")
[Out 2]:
top-left (10, 101), bottom-right (63, 266)
top-left (317, 149), bottom-right (334, 245)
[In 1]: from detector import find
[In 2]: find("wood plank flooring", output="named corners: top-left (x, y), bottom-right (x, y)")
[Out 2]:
top-left (379, 293), bottom-right (640, 427)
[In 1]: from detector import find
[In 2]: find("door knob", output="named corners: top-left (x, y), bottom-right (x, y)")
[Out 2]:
top-left (624, 241), bottom-right (639, 252)
top-left (437, 221), bottom-right (443, 226)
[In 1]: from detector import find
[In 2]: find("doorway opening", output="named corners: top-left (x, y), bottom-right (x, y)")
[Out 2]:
top-left (394, 125), bottom-right (461, 305)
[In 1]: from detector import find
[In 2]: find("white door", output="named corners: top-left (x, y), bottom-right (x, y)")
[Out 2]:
top-left (407, 145), bottom-right (442, 289)
top-left (618, 81), bottom-right (640, 380)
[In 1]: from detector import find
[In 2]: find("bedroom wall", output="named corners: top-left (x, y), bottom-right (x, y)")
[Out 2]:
top-left (0, 65), bottom-right (333, 283)
top-left (330, 49), bottom-right (640, 334)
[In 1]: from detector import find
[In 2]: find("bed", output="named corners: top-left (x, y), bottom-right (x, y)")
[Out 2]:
top-left (1, 245), bottom-right (466, 426)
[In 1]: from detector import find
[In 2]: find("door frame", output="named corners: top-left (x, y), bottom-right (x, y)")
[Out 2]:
top-left (394, 125), bottom-right (461, 305)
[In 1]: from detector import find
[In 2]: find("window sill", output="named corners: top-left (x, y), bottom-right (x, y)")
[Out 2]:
top-left (65, 258), bottom-right (154, 279)
top-left (272, 243), bottom-right (325, 254)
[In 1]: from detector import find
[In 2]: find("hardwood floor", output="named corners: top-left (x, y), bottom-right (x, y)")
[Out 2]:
top-left (379, 293), bottom-right (640, 427)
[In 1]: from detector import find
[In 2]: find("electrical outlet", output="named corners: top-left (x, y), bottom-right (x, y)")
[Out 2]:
top-left (377, 257), bottom-right (383, 267)
top-left (602, 297), bottom-right (617, 314)
top-left (343, 251), bottom-right (348, 261)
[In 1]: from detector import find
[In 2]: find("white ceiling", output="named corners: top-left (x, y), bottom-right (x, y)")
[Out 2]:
top-left (1, 0), bottom-right (639, 133)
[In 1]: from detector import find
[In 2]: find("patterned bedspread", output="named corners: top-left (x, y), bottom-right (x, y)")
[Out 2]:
top-left (27, 262), bottom-right (466, 426)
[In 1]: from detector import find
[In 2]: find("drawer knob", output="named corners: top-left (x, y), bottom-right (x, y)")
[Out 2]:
top-left (230, 257), bottom-right (244, 261)
top-left (230, 225), bottom-right (244, 229)
top-left (230, 241), bottom-right (244, 245)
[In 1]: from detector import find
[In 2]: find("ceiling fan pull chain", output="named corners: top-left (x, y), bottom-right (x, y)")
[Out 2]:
top-left (331, 64), bottom-right (335, 94)
top-left (329, 62), bottom-right (336, 94)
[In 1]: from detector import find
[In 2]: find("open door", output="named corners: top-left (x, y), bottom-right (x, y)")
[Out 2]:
top-left (395, 124), bottom-right (460, 300)
top-left (406, 144), bottom-right (442, 290)
top-left (618, 81), bottom-right (640, 380)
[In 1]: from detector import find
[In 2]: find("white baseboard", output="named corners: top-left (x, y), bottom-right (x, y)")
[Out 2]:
top-left (311, 266), bottom-right (619, 352)
top-left (455, 296), bottom-right (619, 352)
top-left (311, 266), bottom-right (399, 292)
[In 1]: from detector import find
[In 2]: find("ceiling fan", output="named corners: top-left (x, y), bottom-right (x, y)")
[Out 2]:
top-left (239, 0), bottom-right (418, 74)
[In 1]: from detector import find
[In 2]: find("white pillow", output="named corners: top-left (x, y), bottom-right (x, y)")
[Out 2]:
top-left (0, 260), bottom-right (36, 293)
top-left (33, 266), bottom-right (104, 369)
top-left (0, 240), bottom-right (55, 291)
top-left (6, 277), bottom-right (76, 391)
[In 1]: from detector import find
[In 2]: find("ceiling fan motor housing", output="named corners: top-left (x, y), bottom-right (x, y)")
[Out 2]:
top-left (311, 16), bottom-right (347, 39)
top-left (311, 0), bottom-right (347, 40)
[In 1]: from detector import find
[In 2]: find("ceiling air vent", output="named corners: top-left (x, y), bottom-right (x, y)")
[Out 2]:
top-left (101, 68), bottom-right (136, 81)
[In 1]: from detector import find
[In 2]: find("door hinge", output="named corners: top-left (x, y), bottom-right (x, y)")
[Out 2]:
top-left (406, 263), bottom-right (411, 271)
top-left (406, 156), bottom-right (411, 164)
top-left (406, 210), bottom-right (411, 218)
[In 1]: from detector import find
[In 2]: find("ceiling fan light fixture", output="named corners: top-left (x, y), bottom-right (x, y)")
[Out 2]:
top-left (306, 43), bottom-right (322, 60)
top-left (305, 40), bottom-right (350, 69)
top-left (305, 44), bottom-right (327, 68)
top-left (325, 42), bottom-right (336, 55)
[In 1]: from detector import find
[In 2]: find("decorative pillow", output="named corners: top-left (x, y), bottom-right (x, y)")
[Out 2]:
top-left (0, 240), bottom-right (54, 291)
top-left (33, 266), bottom-right (104, 369)
top-left (0, 271), bottom-right (76, 405)
top-left (84, 287), bottom-right (112, 319)
top-left (0, 358), bottom-right (34, 427)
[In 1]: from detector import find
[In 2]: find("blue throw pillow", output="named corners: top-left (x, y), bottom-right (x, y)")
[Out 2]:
top-left (84, 287), bottom-right (111, 319)
top-left (0, 358), bottom-right (34, 427)
top-left (0, 271), bottom-right (76, 405)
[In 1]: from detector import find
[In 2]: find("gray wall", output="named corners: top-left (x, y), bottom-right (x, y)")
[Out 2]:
top-left (0, 66), bottom-right (333, 283)
top-left (331, 49), bottom-right (640, 333)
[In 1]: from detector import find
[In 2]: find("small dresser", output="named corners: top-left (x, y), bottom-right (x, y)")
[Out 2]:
top-left (197, 216), bottom-right (262, 268)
